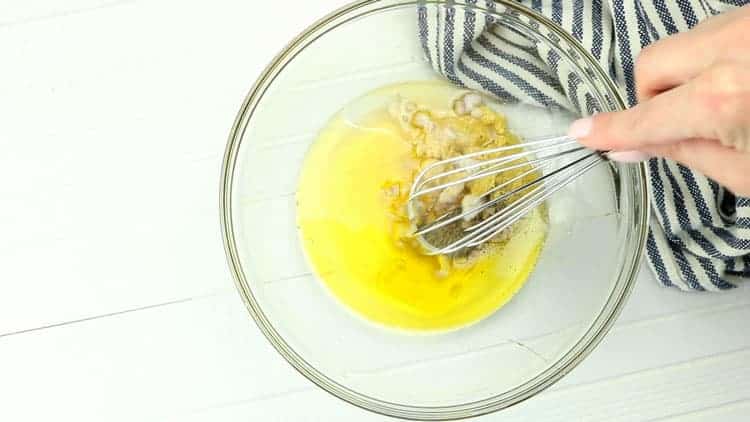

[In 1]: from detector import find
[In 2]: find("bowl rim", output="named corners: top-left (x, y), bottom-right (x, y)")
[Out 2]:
top-left (220, 0), bottom-right (650, 419)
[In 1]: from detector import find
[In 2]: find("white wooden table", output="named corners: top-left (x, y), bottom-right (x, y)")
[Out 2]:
top-left (2, 1), bottom-right (749, 420)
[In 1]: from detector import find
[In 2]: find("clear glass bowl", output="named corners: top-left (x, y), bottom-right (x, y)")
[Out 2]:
top-left (220, 0), bottom-right (649, 419)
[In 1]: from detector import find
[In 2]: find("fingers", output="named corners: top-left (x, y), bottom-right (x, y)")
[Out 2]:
top-left (586, 6), bottom-right (750, 197)
top-left (643, 139), bottom-right (750, 197)
top-left (569, 78), bottom-right (710, 151)
top-left (570, 62), bottom-right (750, 153)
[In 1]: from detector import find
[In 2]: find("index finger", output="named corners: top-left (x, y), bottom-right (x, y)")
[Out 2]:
top-left (568, 73), bottom-right (717, 151)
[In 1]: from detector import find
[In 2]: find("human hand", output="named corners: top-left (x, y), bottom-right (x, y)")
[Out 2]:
top-left (568, 5), bottom-right (750, 196)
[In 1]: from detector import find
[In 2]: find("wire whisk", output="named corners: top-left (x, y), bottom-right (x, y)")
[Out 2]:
top-left (407, 135), bottom-right (607, 255)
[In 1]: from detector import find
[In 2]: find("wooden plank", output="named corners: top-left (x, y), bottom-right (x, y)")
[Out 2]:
top-left (181, 346), bottom-right (750, 421)
top-left (0, 0), bottom-right (340, 333)
top-left (1, 285), bottom-right (749, 421)
top-left (655, 400), bottom-right (750, 422)
top-left (0, 294), bottom-right (310, 422)
top-left (0, 0), bottom-right (130, 27)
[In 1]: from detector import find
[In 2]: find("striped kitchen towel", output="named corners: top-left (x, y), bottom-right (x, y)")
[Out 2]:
top-left (418, 0), bottom-right (750, 291)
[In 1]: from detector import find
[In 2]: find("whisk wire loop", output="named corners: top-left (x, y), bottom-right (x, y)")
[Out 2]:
top-left (408, 134), bottom-right (607, 255)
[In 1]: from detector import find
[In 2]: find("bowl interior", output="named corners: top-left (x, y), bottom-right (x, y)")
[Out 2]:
top-left (224, 0), bottom-right (646, 417)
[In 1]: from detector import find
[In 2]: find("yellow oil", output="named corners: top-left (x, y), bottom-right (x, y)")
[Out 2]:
top-left (296, 81), bottom-right (548, 332)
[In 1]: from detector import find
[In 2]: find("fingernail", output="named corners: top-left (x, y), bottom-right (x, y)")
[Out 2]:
top-left (567, 117), bottom-right (593, 139)
top-left (606, 150), bottom-right (653, 163)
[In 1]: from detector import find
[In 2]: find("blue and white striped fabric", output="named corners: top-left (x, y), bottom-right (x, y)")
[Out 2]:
top-left (418, 0), bottom-right (750, 291)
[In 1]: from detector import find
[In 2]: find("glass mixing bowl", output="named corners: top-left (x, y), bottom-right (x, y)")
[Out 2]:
top-left (220, 0), bottom-right (649, 419)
